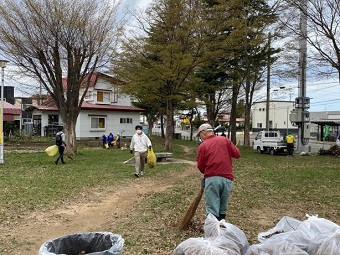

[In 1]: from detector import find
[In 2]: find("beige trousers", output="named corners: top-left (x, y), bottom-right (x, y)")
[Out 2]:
top-left (134, 151), bottom-right (147, 175)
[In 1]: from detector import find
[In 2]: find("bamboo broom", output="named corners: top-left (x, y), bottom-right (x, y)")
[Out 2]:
top-left (177, 187), bottom-right (204, 230)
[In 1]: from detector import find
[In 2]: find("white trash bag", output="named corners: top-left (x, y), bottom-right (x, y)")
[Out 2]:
top-left (307, 229), bottom-right (340, 255)
top-left (204, 213), bottom-right (249, 254)
top-left (297, 214), bottom-right (340, 240)
top-left (258, 216), bottom-right (302, 243)
top-left (245, 239), bottom-right (308, 255)
top-left (172, 236), bottom-right (241, 255)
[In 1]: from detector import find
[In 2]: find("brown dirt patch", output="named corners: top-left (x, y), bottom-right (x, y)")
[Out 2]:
top-left (0, 163), bottom-right (196, 254)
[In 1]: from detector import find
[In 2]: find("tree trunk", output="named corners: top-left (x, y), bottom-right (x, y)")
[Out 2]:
top-left (165, 104), bottom-right (174, 152)
top-left (229, 81), bottom-right (240, 144)
top-left (205, 94), bottom-right (217, 125)
top-left (161, 115), bottom-right (165, 138)
top-left (243, 79), bottom-right (254, 148)
top-left (59, 110), bottom-right (78, 154)
top-left (243, 102), bottom-right (252, 147)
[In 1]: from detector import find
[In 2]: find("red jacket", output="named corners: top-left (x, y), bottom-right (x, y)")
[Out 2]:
top-left (196, 135), bottom-right (241, 181)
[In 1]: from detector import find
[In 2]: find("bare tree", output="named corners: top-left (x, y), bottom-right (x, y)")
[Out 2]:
top-left (0, 0), bottom-right (123, 153)
top-left (282, 0), bottom-right (340, 80)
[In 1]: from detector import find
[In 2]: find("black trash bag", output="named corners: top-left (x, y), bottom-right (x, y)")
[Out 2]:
top-left (38, 232), bottom-right (124, 255)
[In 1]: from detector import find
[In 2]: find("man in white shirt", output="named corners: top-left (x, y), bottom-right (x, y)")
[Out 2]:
top-left (130, 125), bottom-right (152, 177)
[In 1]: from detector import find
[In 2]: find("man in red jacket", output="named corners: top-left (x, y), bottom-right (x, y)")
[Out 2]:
top-left (196, 123), bottom-right (241, 221)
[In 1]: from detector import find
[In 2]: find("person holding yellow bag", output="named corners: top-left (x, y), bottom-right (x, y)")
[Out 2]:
top-left (130, 125), bottom-right (152, 177)
top-left (54, 127), bottom-right (66, 165)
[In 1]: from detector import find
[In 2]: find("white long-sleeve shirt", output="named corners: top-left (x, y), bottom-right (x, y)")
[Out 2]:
top-left (130, 132), bottom-right (152, 152)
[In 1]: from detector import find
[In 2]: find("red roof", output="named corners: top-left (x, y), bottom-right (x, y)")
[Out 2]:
top-left (2, 101), bottom-right (22, 115)
top-left (62, 72), bottom-right (124, 89)
top-left (26, 72), bottom-right (139, 113)
top-left (26, 100), bottom-right (144, 113)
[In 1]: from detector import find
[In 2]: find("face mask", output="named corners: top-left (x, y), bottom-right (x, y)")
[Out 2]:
top-left (136, 130), bottom-right (142, 135)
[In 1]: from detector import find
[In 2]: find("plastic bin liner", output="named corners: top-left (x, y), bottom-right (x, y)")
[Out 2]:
top-left (38, 232), bottom-right (124, 255)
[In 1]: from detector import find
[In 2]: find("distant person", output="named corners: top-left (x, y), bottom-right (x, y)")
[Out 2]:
top-left (101, 133), bottom-right (107, 148)
top-left (196, 123), bottom-right (241, 221)
top-left (114, 133), bottom-right (121, 149)
top-left (130, 125), bottom-right (152, 177)
top-left (286, 132), bottom-right (295, 157)
top-left (282, 133), bottom-right (286, 141)
top-left (54, 127), bottom-right (66, 165)
top-left (107, 132), bottom-right (114, 148)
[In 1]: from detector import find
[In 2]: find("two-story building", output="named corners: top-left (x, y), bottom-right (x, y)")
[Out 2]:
top-left (26, 72), bottom-right (144, 139)
top-left (252, 101), bottom-right (340, 141)
top-left (252, 100), bottom-right (298, 134)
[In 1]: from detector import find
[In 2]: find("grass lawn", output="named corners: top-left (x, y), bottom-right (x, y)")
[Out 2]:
top-left (0, 135), bottom-right (339, 254)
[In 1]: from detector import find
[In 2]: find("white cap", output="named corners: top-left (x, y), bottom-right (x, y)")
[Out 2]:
top-left (196, 123), bottom-right (214, 137)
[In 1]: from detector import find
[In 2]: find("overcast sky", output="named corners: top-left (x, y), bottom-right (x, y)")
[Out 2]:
top-left (120, 0), bottom-right (152, 9)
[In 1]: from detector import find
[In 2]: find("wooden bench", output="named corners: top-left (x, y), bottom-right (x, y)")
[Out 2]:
top-left (155, 152), bottom-right (173, 162)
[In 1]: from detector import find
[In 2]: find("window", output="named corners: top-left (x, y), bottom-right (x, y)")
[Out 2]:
top-left (22, 118), bottom-right (32, 124)
top-left (48, 115), bottom-right (59, 125)
top-left (91, 117), bottom-right (106, 129)
top-left (111, 85), bottom-right (118, 103)
top-left (265, 132), bottom-right (278, 138)
top-left (257, 123), bottom-right (262, 128)
top-left (96, 91), bottom-right (111, 103)
top-left (120, 118), bottom-right (133, 124)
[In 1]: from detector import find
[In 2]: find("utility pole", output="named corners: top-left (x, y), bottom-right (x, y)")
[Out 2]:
top-left (266, 33), bottom-right (271, 131)
top-left (296, 0), bottom-right (310, 153)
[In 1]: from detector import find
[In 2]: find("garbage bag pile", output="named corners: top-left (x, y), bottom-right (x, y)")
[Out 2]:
top-left (173, 213), bottom-right (248, 255)
top-left (173, 214), bottom-right (340, 255)
top-left (257, 214), bottom-right (340, 255)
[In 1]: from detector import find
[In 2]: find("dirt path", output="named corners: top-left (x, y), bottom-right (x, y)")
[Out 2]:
top-left (1, 160), bottom-right (196, 254)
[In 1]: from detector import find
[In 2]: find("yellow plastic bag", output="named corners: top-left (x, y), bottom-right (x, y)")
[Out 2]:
top-left (105, 143), bottom-right (109, 149)
top-left (45, 145), bottom-right (58, 157)
top-left (147, 148), bottom-right (156, 168)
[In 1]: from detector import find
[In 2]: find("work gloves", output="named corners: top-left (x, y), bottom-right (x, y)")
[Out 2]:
top-left (148, 146), bottom-right (152, 150)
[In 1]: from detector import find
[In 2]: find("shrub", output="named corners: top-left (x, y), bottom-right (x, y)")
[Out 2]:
top-left (319, 145), bottom-right (340, 157)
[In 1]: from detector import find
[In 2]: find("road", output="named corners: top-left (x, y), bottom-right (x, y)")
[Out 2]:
top-left (152, 128), bottom-right (333, 154)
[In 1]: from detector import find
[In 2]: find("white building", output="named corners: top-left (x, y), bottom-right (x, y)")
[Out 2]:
top-left (26, 72), bottom-right (144, 139)
top-left (252, 100), bottom-right (298, 134)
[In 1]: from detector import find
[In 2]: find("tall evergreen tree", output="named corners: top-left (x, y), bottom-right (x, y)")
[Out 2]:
top-left (117, 0), bottom-right (207, 151)
top-left (196, 0), bottom-right (278, 144)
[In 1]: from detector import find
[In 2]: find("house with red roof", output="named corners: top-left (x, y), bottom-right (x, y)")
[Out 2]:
top-left (26, 72), bottom-right (144, 139)
top-left (3, 101), bottom-right (22, 122)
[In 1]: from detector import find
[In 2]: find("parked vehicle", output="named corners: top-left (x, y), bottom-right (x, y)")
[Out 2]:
top-left (253, 130), bottom-right (288, 155)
